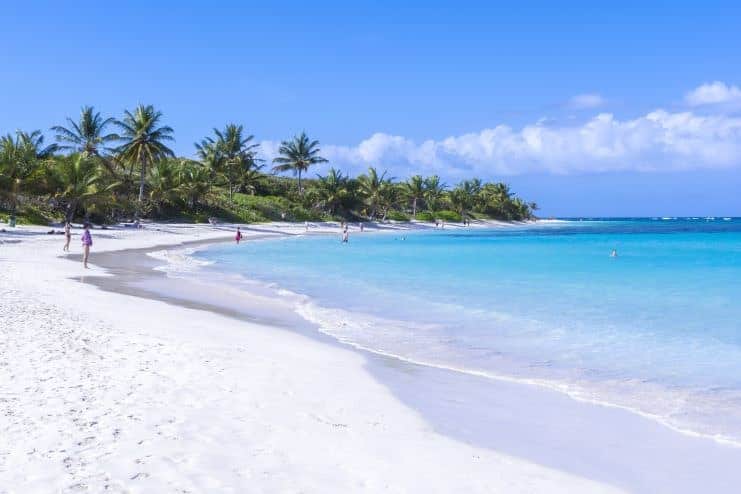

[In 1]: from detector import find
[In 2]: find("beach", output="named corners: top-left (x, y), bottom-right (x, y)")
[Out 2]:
top-left (2, 221), bottom-right (741, 493)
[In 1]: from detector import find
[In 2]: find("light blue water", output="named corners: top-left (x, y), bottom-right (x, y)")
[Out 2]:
top-left (193, 218), bottom-right (741, 444)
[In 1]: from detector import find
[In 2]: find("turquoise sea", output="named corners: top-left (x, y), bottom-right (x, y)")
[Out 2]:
top-left (193, 218), bottom-right (741, 445)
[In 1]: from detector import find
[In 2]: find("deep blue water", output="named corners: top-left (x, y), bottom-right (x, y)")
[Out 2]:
top-left (193, 218), bottom-right (741, 444)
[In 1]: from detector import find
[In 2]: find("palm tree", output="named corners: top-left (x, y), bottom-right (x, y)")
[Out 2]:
top-left (197, 123), bottom-right (261, 201)
top-left (0, 130), bottom-right (57, 223)
top-left (313, 168), bottom-right (349, 214)
top-left (423, 175), bottom-right (446, 213)
top-left (115, 104), bottom-right (175, 205)
top-left (147, 160), bottom-right (182, 213)
top-left (358, 167), bottom-right (392, 220)
top-left (403, 175), bottom-right (425, 217)
top-left (379, 181), bottom-right (401, 221)
top-left (271, 132), bottom-right (327, 196)
top-left (479, 182), bottom-right (512, 219)
top-left (51, 154), bottom-right (114, 222)
top-left (52, 106), bottom-right (118, 156)
top-left (178, 161), bottom-right (212, 208)
top-left (236, 166), bottom-right (265, 196)
top-left (449, 181), bottom-right (477, 221)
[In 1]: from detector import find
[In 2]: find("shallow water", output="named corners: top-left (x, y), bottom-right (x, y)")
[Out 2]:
top-left (191, 218), bottom-right (741, 445)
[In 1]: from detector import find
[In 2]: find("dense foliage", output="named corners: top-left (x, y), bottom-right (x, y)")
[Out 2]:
top-left (0, 106), bottom-right (537, 225)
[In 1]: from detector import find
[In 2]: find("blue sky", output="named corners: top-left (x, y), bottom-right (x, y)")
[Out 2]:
top-left (2, 0), bottom-right (741, 216)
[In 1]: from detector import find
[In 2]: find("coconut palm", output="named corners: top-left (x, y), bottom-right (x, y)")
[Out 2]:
top-left (378, 181), bottom-right (401, 221)
top-left (115, 104), bottom-right (175, 205)
top-left (52, 106), bottom-right (118, 156)
top-left (271, 132), bottom-right (327, 196)
top-left (423, 175), bottom-right (446, 213)
top-left (313, 168), bottom-right (349, 214)
top-left (197, 124), bottom-right (261, 201)
top-left (478, 182), bottom-right (512, 218)
top-left (51, 154), bottom-right (114, 222)
top-left (178, 161), bottom-right (212, 208)
top-left (449, 180), bottom-right (477, 221)
top-left (358, 167), bottom-right (392, 220)
top-left (0, 130), bottom-right (57, 222)
top-left (147, 160), bottom-right (182, 213)
top-left (402, 175), bottom-right (425, 217)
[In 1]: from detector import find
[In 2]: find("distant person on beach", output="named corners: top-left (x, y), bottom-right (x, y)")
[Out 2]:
top-left (63, 222), bottom-right (71, 251)
top-left (305, 221), bottom-right (309, 232)
top-left (342, 228), bottom-right (349, 243)
top-left (235, 227), bottom-right (243, 244)
top-left (360, 222), bottom-right (364, 232)
top-left (610, 249), bottom-right (618, 258)
top-left (81, 224), bottom-right (93, 268)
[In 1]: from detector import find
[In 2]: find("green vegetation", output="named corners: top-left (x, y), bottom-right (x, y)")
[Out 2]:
top-left (0, 105), bottom-right (537, 225)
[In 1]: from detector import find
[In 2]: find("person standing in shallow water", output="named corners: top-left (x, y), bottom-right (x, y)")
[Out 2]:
top-left (81, 224), bottom-right (92, 268)
top-left (63, 222), bottom-right (71, 251)
top-left (342, 227), bottom-right (349, 243)
top-left (235, 227), bottom-right (243, 244)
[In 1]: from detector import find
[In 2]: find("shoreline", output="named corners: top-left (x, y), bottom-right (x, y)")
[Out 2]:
top-left (152, 226), bottom-right (741, 450)
top-left (1, 221), bottom-right (623, 493)
top-left (91, 225), bottom-right (741, 493)
top-left (3, 221), bottom-right (741, 492)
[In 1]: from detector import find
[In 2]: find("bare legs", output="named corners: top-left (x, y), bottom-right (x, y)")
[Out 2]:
top-left (83, 244), bottom-right (90, 269)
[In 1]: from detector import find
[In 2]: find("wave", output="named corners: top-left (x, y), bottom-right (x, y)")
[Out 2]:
top-left (147, 247), bottom-right (214, 273)
top-left (153, 242), bottom-right (741, 450)
top-left (296, 301), bottom-right (741, 449)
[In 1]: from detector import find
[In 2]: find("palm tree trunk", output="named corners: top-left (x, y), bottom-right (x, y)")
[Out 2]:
top-left (10, 180), bottom-right (19, 225)
top-left (66, 200), bottom-right (78, 223)
top-left (138, 158), bottom-right (147, 203)
top-left (298, 170), bottom-right (302, 196)
top-left (412, 197), bottom-right (417, 217)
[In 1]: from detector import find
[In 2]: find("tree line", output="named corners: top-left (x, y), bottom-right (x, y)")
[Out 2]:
top-left (0, 105), bottom-right (537, 225)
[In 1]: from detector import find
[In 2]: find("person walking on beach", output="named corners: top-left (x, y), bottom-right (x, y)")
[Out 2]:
top-left (235, 226), bottom-right (243, 244)
top-left (81, 223), bottom-right (93, 269)
top-left (63, 221), bottom-right (71, 251)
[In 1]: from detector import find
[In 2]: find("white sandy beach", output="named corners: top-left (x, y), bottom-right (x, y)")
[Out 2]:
top-left (4, 221), bottom-right (741, 493)
top-left (0, 221), bottom-right (623, 493)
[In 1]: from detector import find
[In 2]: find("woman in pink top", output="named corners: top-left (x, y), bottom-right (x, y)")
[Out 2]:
top-left (81, 223), bottom-right (93, 268)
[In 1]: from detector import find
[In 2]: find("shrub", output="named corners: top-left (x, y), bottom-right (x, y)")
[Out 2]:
top-left (414, 211), bottom-right (436, 222)
top-left (435, 210), bottom-right (462, 222)
top-left (386, 210), bottom-right (410, 221)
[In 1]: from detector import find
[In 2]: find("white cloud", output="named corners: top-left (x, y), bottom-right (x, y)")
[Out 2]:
top-left (568, 93), bottom-right (606, 109)
top-left (261, 83), bottom-right (741, 178)
top-left (685, 81), bottom-right (741, 107)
